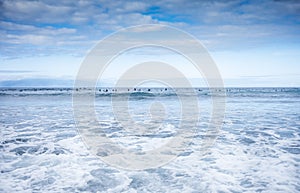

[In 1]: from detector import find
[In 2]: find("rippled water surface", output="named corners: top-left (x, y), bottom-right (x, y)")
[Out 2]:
top-left (1, 88), bottom-right (299, 192)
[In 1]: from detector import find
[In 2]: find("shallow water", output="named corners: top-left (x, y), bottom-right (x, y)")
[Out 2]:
top-left (0, 88), bottom-right (299, 192)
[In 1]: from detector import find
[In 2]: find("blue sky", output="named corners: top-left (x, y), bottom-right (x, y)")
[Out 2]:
top-left (0, 0), bottom-right (299, 87)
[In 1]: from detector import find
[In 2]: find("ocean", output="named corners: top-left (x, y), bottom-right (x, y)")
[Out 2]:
top-left (0, 87), bottom-right (299, 192)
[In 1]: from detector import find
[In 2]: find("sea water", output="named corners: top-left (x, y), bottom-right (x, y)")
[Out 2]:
top-left (0, 88), bottom-right (299, 192)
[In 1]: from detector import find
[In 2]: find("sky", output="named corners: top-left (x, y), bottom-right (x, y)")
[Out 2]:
top-left (0, 0), bottom-right (300, 87)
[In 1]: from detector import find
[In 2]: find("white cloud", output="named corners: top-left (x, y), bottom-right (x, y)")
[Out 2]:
top-left (0, 21), bottom-right (79, 45)
top-left (1, 0), bottom-right (74, 23)
top-left (0, 0), bottom-right (299, 58)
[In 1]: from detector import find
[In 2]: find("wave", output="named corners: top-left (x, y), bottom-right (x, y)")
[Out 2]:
top-left (0, 87), bottom-right (299, 98)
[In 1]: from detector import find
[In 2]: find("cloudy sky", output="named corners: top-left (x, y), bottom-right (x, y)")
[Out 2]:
top-left (0, 0), bottom-right (299, 87)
